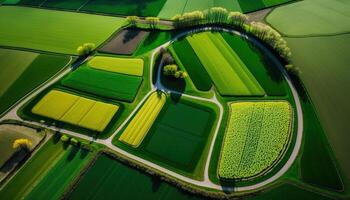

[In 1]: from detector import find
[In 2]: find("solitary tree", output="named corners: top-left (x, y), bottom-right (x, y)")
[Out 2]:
top-left (13, 138), bottom-right (32, 152)
top-left (61, 135), bottom-right (70, 142)
top-left (126, 16), bottom-right (140, 26)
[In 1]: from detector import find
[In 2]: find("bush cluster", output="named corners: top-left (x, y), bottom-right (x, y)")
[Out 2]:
top-left (76, 43), bottom-right (95, 56)
top-left (163, 64), bottom-right (188, 79)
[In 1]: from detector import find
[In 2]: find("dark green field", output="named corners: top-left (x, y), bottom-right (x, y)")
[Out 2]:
top-left (42, 0), bottom-right (88, 10)
top-left (61, 66), bottom-right (142, 102)
top-left (171, 38), bottom-right (212, 91)
top-left (221, 32), bottom-right (286, 96)
top-left (25, 146), bottom-right (92, 200)
top-left (67, 154), bottom-right (205, 200)
top-left (144, 100), bottom-right (214, 171)
top-left (0, 49), bottom-right (71, 115)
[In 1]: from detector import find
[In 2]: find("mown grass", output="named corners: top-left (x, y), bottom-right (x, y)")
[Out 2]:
top-left (119, 92), bottom-right (166, 147)
top-left (61, 66), bottom-right (142, 102)
top-left (0, 6), bottom-right (125, 54)
top-left (218, 101), bottom-right (292, 179)
top-left (0, 49), bottom-right (70, 115)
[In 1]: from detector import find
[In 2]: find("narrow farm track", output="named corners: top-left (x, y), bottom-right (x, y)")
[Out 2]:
top-left (0, 27), bottom-right (303, 193)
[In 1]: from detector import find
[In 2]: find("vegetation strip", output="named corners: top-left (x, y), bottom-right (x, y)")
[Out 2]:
top-left (32, 90), bottom-right (119, 132)
top-left (218, 101), bottom-right (292, 179)
top-left (119, 92), bottom-right (166, 147)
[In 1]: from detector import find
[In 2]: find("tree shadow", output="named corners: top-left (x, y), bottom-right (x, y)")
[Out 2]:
top-left (80, 148), bottom-right (89, 159)
top-left (219, 178), bottom-right (237, 194)
top-left (122, 29), bottom-right (139, 44)
top-left (0, 149), bottom-right (29, 174)
top-left (67, 146), bottom-right (79, 161)
top-left (151, 176), bottom-right (162, 192)
top-left (170, 92), bottom-right (182, 103)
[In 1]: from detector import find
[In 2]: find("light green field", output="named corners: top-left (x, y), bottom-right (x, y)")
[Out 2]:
top-left (0, 6), bottom-right (126, 54)
top-left (187, 32), bottom-right (264, 96)
top-left (87, 56), bottom-right (144, 76)
top-left (266, 0), bottom-right (350, 36)
top-left (218, 101), bottom-right (292, 179)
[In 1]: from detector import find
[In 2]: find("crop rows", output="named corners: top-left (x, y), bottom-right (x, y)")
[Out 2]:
top-left (119, 92), bottom-right (166, 148)
top-left (218, 101), bottom-right (292, 179)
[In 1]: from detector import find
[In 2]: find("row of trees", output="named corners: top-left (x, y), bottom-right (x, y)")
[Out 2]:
top-left (126, 16), bottom-right (160, 29)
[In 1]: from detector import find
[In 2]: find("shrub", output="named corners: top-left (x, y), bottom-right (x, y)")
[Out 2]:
top-left (70, 138), bottom-right (79, 146)
top-left (13, 138), bottom-right (32, 151)
top-left (163, 64), bottom-right (178, 76)
top-left (60, 135), bottom-right (70, 142)
top-left (76, 43), bottom-right (96, 56)
top-left (126, 16), bottom-right (139, 26)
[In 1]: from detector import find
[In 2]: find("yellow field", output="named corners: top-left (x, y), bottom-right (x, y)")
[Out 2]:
top-left (87, 56), bottom-right (144, 76)
top-left (32, 90), bottom-right (119, 132)
top-left (119, 92), bottom-right (166, 147)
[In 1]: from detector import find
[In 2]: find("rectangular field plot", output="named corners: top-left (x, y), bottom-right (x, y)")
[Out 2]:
top-left (80, 0), bottom-right (166, 17)
top-left (61, 66), bottom-right (142, 102)
top-left (32, 90), bottom-right (119, 132)
top-left (67, 154), bottom-right (204, 200)
top-left (187, 32), bottom-right (264, 96)
top-left (87, 56), bottom-right (144, 76)
top-left (0, 6), bottom-right (125, 54)
top-left (218, 101), bottom-right (292, 179)
top-left (171, 39), bottom-right (212, 91)
top-left (99, 29), bottom-right (149, 55)
top-left (119, 92), bottom-right (166, 147)
top-left (221, 32), bottom-right (287, 96)
top-left (144, 100), bottom-right (215, 171)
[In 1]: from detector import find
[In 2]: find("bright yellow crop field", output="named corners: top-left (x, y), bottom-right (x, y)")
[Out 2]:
top-left (119, 92), bottom-right (166, 147)
top-left (88, 56), bottom-right (144, 76)
top-left (32, 90), bottom-right (119, 132)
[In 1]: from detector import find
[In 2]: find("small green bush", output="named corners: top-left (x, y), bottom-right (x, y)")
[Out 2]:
top-left (76, 43), bottom-right (96, 56)
top-left (126, 16), bottom-right (140, 26)
top-left (70, 138), bottom-right (79, 145)
top-left (60, 135), bottom-right (70, 142)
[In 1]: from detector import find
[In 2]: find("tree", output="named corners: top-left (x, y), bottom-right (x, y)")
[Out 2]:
top-left (145, 17), bottom-right (160, 29)
top-left (126, 16), bottom-right (139, 26)
top-left (61, 135), bottom-right (70, 142)
top-left (163, 64), bottom-right (178, 76)
top-left (227, 12), bottom-right (248, 27)
top-left (77, 43), bottom-right (95, 56)
top-left (70, 138), bottom-right (79, 146)
top-left (204, 7), bottom-right (228, 24)
top-left (13, 138), bottom-right (32, 151)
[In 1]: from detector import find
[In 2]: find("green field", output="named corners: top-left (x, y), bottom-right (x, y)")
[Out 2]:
top-left (266, 0), bottom-right (350, 36)
top-left (0, 138), bottom-right (66, 199)
top-left (61, 66), bottom-right (142, 102)
top-left (0, 6), bottom-right (125, 54)
top-left (144, 100), bottom-right (214, 171)
top-left (171, 39), bottom-right (212, 91)
top-left (218, 101), bottom-right (292, 179)
top-left (221, 32), bottom-right (287, 96)
top-left (0, 48), bottom-right (70, 114)
top-left (67, 154), bottom-right (203, 200)
top-left (81, 0), bottom-right (167, 17)
top-left (284, 34), bottom-right (350, 182)
top-left (42, 0), bottom-right (88, 10)
top-left (187, 32), bottom-right (264, 96)
top-left (300, 99), bottom-right (343, 191)
top-left (26, 146), bottom-right (92, 200)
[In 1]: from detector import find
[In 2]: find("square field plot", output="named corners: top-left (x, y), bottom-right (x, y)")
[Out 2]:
top-left (144, 100), bottom-right (215, 171)
top-left (32, 90), bottom-right (119, 132)
top-left (61, 66), bottom-right (142, 102)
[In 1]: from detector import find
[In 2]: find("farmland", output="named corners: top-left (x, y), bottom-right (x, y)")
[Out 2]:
top-left (61, 66), bottom-right (142, 102)
top-left (32, 90), bottom-right (119, 132)
top-left (0, 6), bottom-right (126, 54)
top-left (67, 154), bottom-right (204, 200)
top-left (87, 56), bottom-right (144, 76)
top-left (218, 102), bottom-right (292, 179)
top-left (119, 92), bottom-right (166, 147)
top-left (0, 48), bottom-right (70, 114)
top-left (1, 0), bottom-right (349, 199)
top-left (187, 32), bottom-right (264, 96)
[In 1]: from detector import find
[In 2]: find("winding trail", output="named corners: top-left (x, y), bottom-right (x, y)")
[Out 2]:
top-left (0, 27), bottom-right (303, 193)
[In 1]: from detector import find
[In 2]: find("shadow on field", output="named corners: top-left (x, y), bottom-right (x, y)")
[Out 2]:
top-left (67, 146), bottom-right (78, 161)
top-left (151, 176), bottom-right (161, 192)
top-left (219, 178), bottom-right (237, 194)
top-left (0, 149), bottom-right (29, 174)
